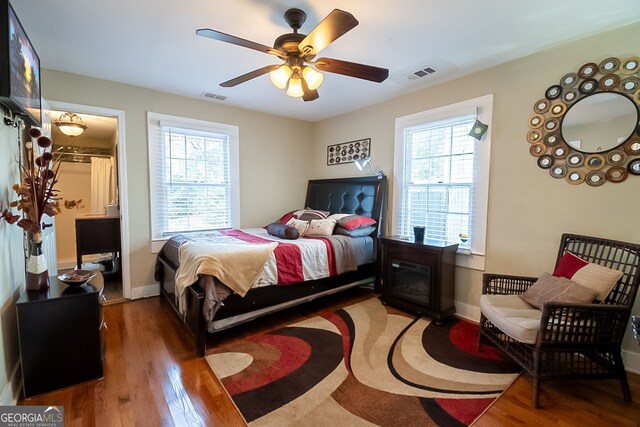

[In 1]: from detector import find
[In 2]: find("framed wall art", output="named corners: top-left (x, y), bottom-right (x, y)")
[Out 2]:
top-left (327, 138), bottom-right (371, 166)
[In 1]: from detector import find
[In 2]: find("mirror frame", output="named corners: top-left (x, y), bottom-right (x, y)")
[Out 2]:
top-left (527, 56), bottom-right (640, 185)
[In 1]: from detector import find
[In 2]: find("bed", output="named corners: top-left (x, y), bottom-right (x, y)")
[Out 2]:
top-left (156, 176), bottom-right (387, 356)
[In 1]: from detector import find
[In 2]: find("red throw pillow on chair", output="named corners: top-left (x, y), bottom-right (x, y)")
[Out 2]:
top-left (553, 251), bottom-right (623, 301)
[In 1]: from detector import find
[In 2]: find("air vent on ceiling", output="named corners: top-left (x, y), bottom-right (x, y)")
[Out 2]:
top-left (408, 66), bottom-right (436, 80)
top-left (202, 92), bottom-right (228, 101)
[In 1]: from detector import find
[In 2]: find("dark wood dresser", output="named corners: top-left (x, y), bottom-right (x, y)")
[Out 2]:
top-left (17, 274), bottom-right (105, 398)
top-left (380, 236), bottom-right (458, 323)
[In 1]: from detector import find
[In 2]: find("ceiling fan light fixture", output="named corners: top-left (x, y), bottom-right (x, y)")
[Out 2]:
top-left (302, 67), bottom-right (324, 90)
top-left (54, 112), bottom-right (88, 137)
top-left (302, 66), bottom-right (323, 90)
top-left (286, 76), bottom-right (304, 97)
top-left (269, 65), bottom-right (292, 89)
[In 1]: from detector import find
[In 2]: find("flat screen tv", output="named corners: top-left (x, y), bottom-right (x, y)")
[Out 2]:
top-left (0, 0), bottom-right (40, 126)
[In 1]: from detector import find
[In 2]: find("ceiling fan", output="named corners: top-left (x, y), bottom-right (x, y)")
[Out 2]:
top-left (196, 8), bottom-right (389, 101)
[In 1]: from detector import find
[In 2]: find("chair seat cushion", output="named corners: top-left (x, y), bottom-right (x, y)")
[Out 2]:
top-left (480, 294), bottom-right (541, 344)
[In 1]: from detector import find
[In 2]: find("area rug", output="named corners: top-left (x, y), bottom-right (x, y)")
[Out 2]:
top-left (206, 297), bottom-right (519, 426)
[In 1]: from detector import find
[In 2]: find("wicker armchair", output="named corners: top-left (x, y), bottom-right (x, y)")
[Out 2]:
top-left (477, 233), bottom-right (640, 407)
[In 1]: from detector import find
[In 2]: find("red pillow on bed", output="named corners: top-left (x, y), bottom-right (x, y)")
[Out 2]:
top-left (277, 210), bottom-right (298, 225)
top-left (336, 214), bottom-right (377, 231)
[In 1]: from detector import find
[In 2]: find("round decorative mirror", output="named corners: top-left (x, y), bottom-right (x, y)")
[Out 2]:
top-left (628, 159), bottom-right (640, 175)
top-left (585, 171), bottom-right (605, 187)
top-left (562, 93), bottom-right (638, 153)
top-left (527, 56), bottom-right (640, 186)
top-left (550, 164), bottom-right (567, 178)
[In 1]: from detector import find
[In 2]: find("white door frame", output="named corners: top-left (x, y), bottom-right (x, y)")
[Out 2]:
top-left (48, 101), bottom-right (131, 299)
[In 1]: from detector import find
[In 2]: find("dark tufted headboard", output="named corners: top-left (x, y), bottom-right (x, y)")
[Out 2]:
top-left (304, 176), bottom-right (387, 237)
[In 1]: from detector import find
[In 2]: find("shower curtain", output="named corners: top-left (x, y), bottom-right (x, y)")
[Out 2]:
top-left (90, 157), bottom-right (115, 214)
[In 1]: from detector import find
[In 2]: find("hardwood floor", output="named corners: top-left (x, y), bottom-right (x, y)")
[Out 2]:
top-left (18, 288), bottom-right (640, 426)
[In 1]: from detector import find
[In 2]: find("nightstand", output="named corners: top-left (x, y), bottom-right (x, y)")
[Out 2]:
top-left (17, 273), bottom-right (105, 398)
top-left (380, 236), bottom-right (458, 323)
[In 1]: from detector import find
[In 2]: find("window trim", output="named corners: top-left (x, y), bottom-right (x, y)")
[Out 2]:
top-left (393, 95), bottom-right (493, 270)
top-left (147, 112), bottom-right (240, 252)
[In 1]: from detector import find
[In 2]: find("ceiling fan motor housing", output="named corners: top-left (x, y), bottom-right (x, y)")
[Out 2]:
top-left (273, 32), bottom-right (306, 55)
top-left (284, 8), bottom-right (307, 31)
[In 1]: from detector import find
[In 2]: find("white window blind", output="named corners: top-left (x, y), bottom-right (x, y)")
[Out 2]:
top-left (399, 116), bottom-right (476, 247)
top-left (148, 113), bottom-right (239, 241)
top-left (394, 95), bottom-right (493, 269)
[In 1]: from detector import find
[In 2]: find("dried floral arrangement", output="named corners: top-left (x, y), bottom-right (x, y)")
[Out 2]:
top-left (1, 128), bottom-right (84, 241)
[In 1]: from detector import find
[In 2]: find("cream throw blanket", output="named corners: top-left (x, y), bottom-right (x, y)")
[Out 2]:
top-left (175, 240), bottom-right (278, 315)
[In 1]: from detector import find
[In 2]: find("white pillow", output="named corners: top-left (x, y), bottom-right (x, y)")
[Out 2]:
top-left (305, 218), bottom-right (337, 236)
top-left (571, 263), bottom-right (623, 302)
top-left (286, 218), bottom-right (310, 237)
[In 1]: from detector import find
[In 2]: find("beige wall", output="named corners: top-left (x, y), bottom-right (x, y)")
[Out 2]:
top-left (42, 70), bottom-right (313, 292)
top-left (311, 22), bottom-right (640, 351)
top-left (0, 125), bottom-right (26, 403)
top-left (55, 162), bottom-right (92, 266)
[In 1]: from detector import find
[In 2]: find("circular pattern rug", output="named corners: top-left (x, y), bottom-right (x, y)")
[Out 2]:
top-left (206, 297), bottom-right (519, 426)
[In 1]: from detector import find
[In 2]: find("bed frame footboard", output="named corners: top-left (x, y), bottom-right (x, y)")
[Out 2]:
top-left (158, 254), bottom-right (375, 357)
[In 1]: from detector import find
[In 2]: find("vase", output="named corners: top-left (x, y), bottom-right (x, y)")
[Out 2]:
top-left (26, 233), bottom-right (49, 291)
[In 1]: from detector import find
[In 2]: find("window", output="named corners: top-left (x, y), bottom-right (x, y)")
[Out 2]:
top-left (147, 112), bottom-right (239, 245)
top-left (393, 95), bottom-right (492, 269)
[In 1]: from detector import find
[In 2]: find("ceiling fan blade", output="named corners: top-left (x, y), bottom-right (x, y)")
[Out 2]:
top-left (196, 28), bottom-right (282, 56)
top-left (298, 9), bottom-right (358, 57)
top-left (220, 65), bottom-right (280, 87)
top-left (315, 57), bottom-right (389, 83)
top-left (301, 77), bottom-right (319, 102)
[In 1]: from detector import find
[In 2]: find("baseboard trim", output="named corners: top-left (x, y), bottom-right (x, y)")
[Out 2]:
top-left (622, 349), bottom-right (640, 374)
top-left (454, 301), bottom-right (480, 322)
top-left (130, 284), bottom-right (160, 300)
top-left (0, 362), bottom-right (21, 406)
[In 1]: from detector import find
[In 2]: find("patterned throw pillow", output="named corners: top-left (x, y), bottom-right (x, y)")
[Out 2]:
top-left (306, 218), bottom-right (337, 236)
top-left (277, 210), bottom-right (298, 225)
top-left (336, 214), bottom-right (377, 231)
top-left (286, 218), bottom-right (310, 237)
top-left (294, 208), bottom-right (330, 221)
top-left (552, 251), bottom-right (624, 301)
top-left (520, 272), bottom-right (597, 309)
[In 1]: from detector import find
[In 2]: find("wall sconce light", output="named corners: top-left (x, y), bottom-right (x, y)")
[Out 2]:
top-left (54, 112), bottom-right (88, 137)
top-left (354, 157), bottom-right (384, 179)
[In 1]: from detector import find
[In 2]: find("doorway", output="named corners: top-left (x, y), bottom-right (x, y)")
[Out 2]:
top-left (48, 102), bottom-right (130, 302)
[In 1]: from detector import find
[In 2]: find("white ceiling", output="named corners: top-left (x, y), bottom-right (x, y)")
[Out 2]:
top-left (14, 0), bottom-right (640, 122)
